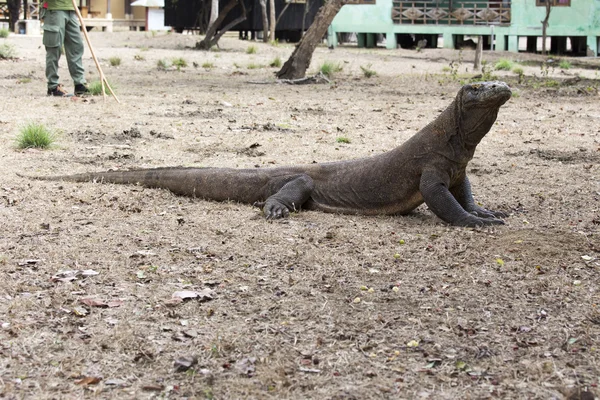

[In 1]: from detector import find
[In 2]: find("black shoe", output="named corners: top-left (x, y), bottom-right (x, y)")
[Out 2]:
top-left (74, 83), bottom-right (90, 95)
top-left (47, 84), bottom-right (68, 97)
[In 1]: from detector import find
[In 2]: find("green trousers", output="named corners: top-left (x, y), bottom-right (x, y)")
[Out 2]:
top-left (43, 10), bottom-right (86, 90)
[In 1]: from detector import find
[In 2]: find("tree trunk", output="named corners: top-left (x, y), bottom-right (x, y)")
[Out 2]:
top-left (276, 0), bottom-right (346, 79)
top-left (301, 0), bottom-right (309, 33)
top-left (209, 0), bottom-right (219, 27)
top-left (473, 35), bottom-right (483, 70)
top-left (541, 2), bottom-right (552, 55)
top-left (268, 0), bottom-right (275, 41)
top-left (259, 0), bottom-right (268, 42)
top-left (196, 0), bottom-right (246, 50)
top-left (275, 2), bottom-right (290, 27)
top-left (7, 0), bottom-right (20, 32)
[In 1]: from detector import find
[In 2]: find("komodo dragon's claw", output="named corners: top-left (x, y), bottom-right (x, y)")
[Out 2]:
top-left (263, 199), bottom-right (290, 220)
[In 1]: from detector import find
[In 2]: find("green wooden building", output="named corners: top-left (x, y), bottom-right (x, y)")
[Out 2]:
top-left (328, 0), bottom-right (600, 56)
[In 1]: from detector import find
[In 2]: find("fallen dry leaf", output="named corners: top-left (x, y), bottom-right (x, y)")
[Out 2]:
top-left (75, 376), bottom-right (101, 385)
top-left (142, 384), bottom-right (164, 392)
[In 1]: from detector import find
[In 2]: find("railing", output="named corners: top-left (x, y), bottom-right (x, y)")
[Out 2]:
top-left (346, 0), bottom-right (377, 4)
top-left (0, 3), bottom-right (9, 22)
top-left (392, 1), bottom-right (511, 25)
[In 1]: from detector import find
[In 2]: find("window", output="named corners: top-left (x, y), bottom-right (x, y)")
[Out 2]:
top-left (536, 0), bottom-right (570, 6)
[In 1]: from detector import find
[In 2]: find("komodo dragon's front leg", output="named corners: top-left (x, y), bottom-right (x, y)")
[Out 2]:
top-left (259, 174), bottom-right (315, 219)
top-left (450, 176), bottom-right (507, 219)
top-left (419, 170), bottom-right (504, 227)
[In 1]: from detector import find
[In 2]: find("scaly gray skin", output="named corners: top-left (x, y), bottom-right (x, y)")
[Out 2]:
top-left (25, 81), bottom-right (511, 227)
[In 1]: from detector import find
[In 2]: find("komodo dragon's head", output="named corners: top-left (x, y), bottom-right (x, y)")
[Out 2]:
top-left (454, 81), bottom-right (511, 147)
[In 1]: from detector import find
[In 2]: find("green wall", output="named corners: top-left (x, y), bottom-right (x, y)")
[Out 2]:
top-left (329, 0), bottom-right (600, 54)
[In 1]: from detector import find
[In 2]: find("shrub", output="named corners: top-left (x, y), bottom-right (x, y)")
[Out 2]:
top-left (16, 123), bottom-right (55, 149)
top-left (0, 43), bottom-right (16, 59)
top-left (559, 60), bottom-right (571, 70)
top-left (88, 80), bottom-right (117, 96)
top-left (495, 59), bottom-right (514, 71)
top-left (319, 61), bottom-right (343, 77)
top-left (269, 56), bottom-right (282, 68)
top-left (246, 45), bottom-right (257, 54)
top-left (172, 57), bottom-right (187, 70)
top-left (109, 56), bottom-right (121, 67)
top-left (157, 59), bottom-right (171, 70)
top-left (360, 64), bottom-right (377, 78)
top-left (0, 28), bottom-right (9, 38)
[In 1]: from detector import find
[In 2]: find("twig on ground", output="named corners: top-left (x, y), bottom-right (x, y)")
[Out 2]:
top-left (248, 72), bottom-right (331, 85)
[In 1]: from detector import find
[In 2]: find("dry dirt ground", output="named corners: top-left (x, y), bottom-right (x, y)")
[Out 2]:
top-left (1, 31), bottom-right (600, 399)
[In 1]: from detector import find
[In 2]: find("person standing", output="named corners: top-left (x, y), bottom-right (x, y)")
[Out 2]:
top-left (41, 0), bottom-right (89, 96)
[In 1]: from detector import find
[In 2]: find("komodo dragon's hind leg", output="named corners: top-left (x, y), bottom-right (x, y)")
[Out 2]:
top-left (451, 177), bottom-right (508, 219)
top-left (255, 174), bottom-right (315, 220)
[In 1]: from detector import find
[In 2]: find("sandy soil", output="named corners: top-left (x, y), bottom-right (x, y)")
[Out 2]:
top-left (1, 31), bottom-right (600, 399)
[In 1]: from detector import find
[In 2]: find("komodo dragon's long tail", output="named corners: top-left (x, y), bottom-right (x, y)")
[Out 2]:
top-left (18, 167), bottom-right (272, 204)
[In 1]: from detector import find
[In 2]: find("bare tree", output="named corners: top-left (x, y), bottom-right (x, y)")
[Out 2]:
top-left (473, 35), bottom-right (483, 70)
top-left (275, 1), bottom-right (291, 27)
top-left (541, 0), bottom-right (552, 55)
top-left (209, 0), bottom-right (219, 27)
top-left (266, 0), bottom-right (292, 41)
top-left (276, 0), bottom-right (346, 79)
top-left (268, 0), bottom-right (276, 41)
top-left (196, 0), bottom-right (247, 50)
top-left (259, 0), bottom-right (269, 42)
top-left (6, 0), bottom-right (20, 32)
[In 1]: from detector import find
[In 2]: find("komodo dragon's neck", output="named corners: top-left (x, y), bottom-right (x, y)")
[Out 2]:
top-left (419, 89), bottom-right (501, 163)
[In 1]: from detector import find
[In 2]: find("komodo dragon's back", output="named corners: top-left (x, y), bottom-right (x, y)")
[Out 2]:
top-left (24, 81), bottom-right (512, 227)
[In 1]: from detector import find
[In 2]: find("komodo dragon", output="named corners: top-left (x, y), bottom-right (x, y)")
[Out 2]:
top-left (25, 81), bottom-right (511, 227)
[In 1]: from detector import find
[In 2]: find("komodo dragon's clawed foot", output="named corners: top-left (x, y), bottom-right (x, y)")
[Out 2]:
top-left (469, 208), bottom-right (508, 219)
top-left (455, 214), bottom-right (505, 227)
top-left (262, 199), bottom-right (291, 220)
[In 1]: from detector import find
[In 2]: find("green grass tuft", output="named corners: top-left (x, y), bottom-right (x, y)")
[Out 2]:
top-left (157, 59), bottom-right (171, 70)
top-left (360, 64), bottom-right (377, 78)
top-left (319, 61), bottom-right (343, 77)
top-left (543, 79), bottom-right (560, 88)
top-left (336, 136), bottom-right (351, 144)
top-left (172, 57), bottom-right (188, 70)
top-left (495, 59), bottom-right (515, 71)
top-left (108, 56), bottom-right (121, 67)
top-left (247, 63), bottom-right (263, 69)
top-left (246, 45), bottom-right (257, 54)
top-left (512, 66), bottom-right (524, 75)
top-left (87, 80), bottom-right (117, 96)
top-left (0, 28), bottom-right (9, 38)
top-left (269, 56), bottom-right (282, 68)
top-left (559, 60), bottom-right (571, 70)
top-left (202, 61), bottom-right (215, 69)
top-left (0, 43), bottom-right (16, 59)
top-left (16, 123), bottom-right (55, 149)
